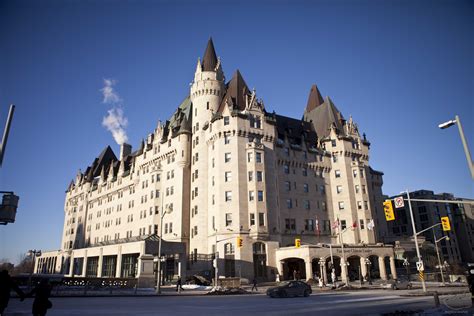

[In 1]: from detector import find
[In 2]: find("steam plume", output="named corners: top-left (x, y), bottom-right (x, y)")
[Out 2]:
top-left (100, 79), bottom-right (129, 145)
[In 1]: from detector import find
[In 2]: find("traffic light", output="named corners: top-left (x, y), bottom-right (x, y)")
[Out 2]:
top-left (383, 200), bottom-right (395, 221)
top-left (441, 216), bottom-right (451, 231)
top-left (237, 236), bottom-right (243, 248)
top-left (295, 238), bottom-right (301, 248)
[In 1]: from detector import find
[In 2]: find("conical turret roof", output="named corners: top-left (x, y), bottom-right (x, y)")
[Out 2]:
top-left (202, 37), bottom-right (218, 72)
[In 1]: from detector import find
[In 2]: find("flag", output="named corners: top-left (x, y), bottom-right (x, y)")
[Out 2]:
top-left (331, 218), bottom-right (339, 230)
top-left (315, 217), bottom-right (320, 236)
top-left (367, 219), bottom-right (375, 231)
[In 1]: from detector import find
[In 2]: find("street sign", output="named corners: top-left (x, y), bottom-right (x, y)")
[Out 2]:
top-left (394, 196), bottom-right (405, 208)
top-left (416, 261), bottom-right (424, 271)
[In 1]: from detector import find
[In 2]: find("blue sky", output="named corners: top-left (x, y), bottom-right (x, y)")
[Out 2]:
top-left (0, 0), bottom-right (472, 263)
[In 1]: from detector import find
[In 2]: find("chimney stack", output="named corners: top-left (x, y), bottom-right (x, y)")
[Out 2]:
top-left (120, 143), bottom-right (132, 160)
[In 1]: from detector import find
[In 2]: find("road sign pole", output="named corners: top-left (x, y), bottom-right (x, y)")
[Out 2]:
top-left (406, 189), bottom-right (426, 292)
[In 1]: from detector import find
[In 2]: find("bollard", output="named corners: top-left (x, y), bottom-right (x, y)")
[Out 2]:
top-left (433, 291), bottom-right (440, 307)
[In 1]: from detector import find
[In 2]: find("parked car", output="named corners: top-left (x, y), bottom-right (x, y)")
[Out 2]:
top-left (381, 278), bottom-right (412, 290)
top-left (266, 280), bottom-right (312, 298)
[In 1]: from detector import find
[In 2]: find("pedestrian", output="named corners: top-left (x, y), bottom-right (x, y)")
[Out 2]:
top-left (251, 277), bottom-right (258, 292)
top-left (293, 270), bottom-right (297, 280)
top-left (331, 269), bottom-right (336, 284)
top-left (176, 276), bottom-right (184, 293)
top-left (0, 270), bottom-right (25, 315)
top-left (29, 279), bottom-right (53, 316)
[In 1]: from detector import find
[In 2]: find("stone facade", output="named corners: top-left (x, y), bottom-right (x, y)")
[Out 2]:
top-left (35, 39), bottom-right (391, 284)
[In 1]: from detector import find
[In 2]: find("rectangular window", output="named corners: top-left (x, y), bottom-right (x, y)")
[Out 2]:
top-left (332, 155), bottom-right (338, 163)
top-left (258, 213), bottom-right (265, 226)
top-left (303, 183), bottom-right (309, 192)
top-left (248, 152), bottom-right (253, 162)
top-left (304, 200), bottom-right (310, 209)
top-left (225, 171), bottom-right (232, 182)
top-left (302, 168), bottom-right (307, 176)
top-left (256, 152), bottom-right (262, 163)
top-left (257, 191), bottom-right (264, 202)
top-left (256, 171), bottom-right (263, 182)
top-left (286, 199), bottom-right (293, 209)
top-left (341, 220), bottom-right (347, 230)
top-left (357, 201), bottom-right (362, 210)
top-left (284, 147), bottom-right (290, 156)
top-left (225, 213), bottom-right (232, 226)
top-left (331, 139), bottom-right (336, 147)
top-left (285, 218), bottom-right (296, 232)
top-left (285, 181), bottom-right (291, 192)
top-left (225, 191), bottom-right (232, 202)
top-left (362, 185), bottom-right (366, 194)
top-left (335, 170), bottom-right (341, 178)
top-left (336, 185), bottom-right (342, 194)
top-left (248, 171), bottom-right (253, 181)
top-left (250, 213), bottom-right (255, 226)
top-left (364, 201), bottom-right (368, 210)
top-left (225, 152), bottom-right (231, 163)
top-left (224, 116), bottom-right (230, 125)
top-left (360, 169), bottom-right (364, 178)
top-left (224, 134), bottom-right (230, 144)
top-left (355, 185), bottom-right (360, 194)
top-left (360, 219), bottom-right (365, 229)
top-left (249, 191), bottom-right (255, 201)
top-left (305, 219), bottom-right (314, 231)
top-left (284, 164), bottom-right (289, 174)
top-left (353, 170), bottom-right (358, 178)
top-left (338, 201), bottom-right (345, 210)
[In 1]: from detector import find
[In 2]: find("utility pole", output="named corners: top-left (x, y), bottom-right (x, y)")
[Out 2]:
top-left (406, 190), bottom-right (427, 292)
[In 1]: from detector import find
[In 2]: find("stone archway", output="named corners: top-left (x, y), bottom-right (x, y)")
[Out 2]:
top-left (347, 255), bottom-right (361, 281)
top-left (325, 256), bottom-right (341, 282)
top-left (281, 258), bottom-right (305, 281)
top-left (368, 255), bottom-right (380, 280)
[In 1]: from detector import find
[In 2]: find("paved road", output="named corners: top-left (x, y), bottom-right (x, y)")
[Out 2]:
top-left (4, 290), bottom-right (448, 316)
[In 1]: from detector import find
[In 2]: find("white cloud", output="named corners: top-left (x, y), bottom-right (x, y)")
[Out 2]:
top-left (101, 78), bottom-right (122, 104)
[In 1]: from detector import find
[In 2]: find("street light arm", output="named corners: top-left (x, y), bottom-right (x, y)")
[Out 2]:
top-left (435, 236), bottom-right (449, 244)
top-left (416, 223), bottom-right (441, 236)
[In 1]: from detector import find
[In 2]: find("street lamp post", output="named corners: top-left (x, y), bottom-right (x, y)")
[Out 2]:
top-left (433, 231), bottom-right (450, 286)
top-left (439, 115), bottom-right (474, 179)
top-left (155, 193), bottom-right (172, 295)
top-left (365, 258), bottom-right (372, 285)
top-left (403, 258), bottom-right (410, 281)
top-left (27, 249), bottom-right (41, 291)
top-left (318, 259), bottom-right (326, 287)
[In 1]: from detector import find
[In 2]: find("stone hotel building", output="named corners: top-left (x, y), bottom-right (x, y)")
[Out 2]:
top-left (35, 39), bottom-right (398, 285)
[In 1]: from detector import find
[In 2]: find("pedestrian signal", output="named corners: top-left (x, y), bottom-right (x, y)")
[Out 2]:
top-left (295, 238), bottom-right (301, 248)
top-left (441, 216), bottom-right (451, 231)
top-left (383, 200), bottom-right (395, 221)
top-left (237, 236), bottom-right (243, 248)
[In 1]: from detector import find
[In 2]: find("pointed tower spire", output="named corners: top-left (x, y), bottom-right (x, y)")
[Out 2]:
top-left (305, 84), bottom-right (325, 113)
top-left (202, 37), bottom-right (218, 71)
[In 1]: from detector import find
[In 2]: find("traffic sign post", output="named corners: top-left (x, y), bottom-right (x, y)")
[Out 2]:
top-left (394, 196), bottom-right (405, 208)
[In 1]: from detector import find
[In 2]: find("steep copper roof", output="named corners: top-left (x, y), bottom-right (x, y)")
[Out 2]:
top-left (305, 84), bottom-right (324, 113)
top-left (202, 38), bottom-right (218, 72)
top-left (304, 96), bottom-right (345, 139)
top-left (217, 70), bottom-right (250, 113)
top-left (275, 114), bottom-right (318, 147)
top-left (83, 146), bottom-right (118, 182)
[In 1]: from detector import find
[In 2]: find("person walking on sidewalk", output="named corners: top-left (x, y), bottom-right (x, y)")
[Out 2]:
top-left (29, 279), bottom-right (53, 316)
top-left (176, 276), bottom-right (184, 293)
top-left (251, 277), bottom-right (258, 292)
top-left (0, 270), bottom-right (25, 316)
